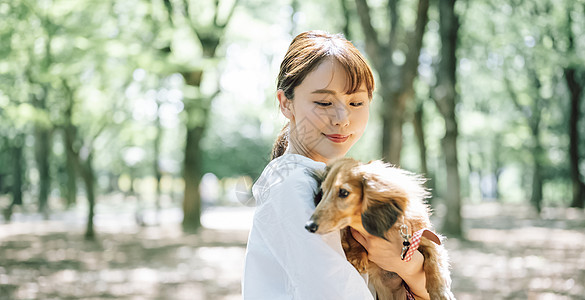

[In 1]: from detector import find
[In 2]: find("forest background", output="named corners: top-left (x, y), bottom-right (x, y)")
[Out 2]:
top-left (0, 0), bottom-right (584, 299)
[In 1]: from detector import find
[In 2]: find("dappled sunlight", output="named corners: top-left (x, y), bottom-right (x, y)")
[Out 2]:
top-left (447, 204), bottom-right (585, 299)
top-left (0, 204), bottom-right (253, 299)
top-left (0, 217), bottom-right (249, 299)
top-left (1, 203), bottom-right (584, 299)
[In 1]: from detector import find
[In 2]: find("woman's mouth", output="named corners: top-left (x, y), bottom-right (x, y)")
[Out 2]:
top-left (323, 134), bottom-right (350, 143)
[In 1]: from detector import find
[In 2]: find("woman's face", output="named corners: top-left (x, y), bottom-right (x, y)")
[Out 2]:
top-left (278, 58), bottom-right (370, 164)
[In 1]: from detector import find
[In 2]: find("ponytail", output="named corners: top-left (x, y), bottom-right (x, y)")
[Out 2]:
top-left (271, 122), bottom-right (289, 160)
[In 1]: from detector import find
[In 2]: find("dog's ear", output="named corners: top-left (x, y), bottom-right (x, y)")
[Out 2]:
top-left (358, 166), bottom-right (408, 240)
top-left (305, 168), bottom-right (326, 185)
top-left (305, 168), bottom-right (326, 206)
top-left (361, 200), bottom-right (403, 240)
top-left (313, 189), bottom-right (323, 206)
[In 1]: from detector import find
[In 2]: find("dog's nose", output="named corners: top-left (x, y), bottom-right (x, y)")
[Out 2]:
top-left (305, 221), bottom-right (319, 233)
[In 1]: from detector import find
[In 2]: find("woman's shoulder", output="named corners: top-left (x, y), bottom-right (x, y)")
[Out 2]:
top-left (252, 154), bottom-right (325, 206)
top-left (256, 154), bottom-right (325, 186)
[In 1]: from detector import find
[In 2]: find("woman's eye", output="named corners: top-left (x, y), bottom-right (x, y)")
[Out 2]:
top-left (315, 102), bottom-right (332, 107)
top-left (338, 188), bottom-right (349, 198)
top-left (350, 102), bottom-right (364, 107)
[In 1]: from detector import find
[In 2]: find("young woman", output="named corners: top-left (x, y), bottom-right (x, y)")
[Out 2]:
top-left (242, 30), bottom-right (429, 300)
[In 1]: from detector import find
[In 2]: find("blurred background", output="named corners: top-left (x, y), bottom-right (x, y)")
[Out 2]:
top-left (0, 0), bottom-right (584, 299)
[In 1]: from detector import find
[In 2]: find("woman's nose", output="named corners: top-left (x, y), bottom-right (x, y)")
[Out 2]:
top-left (331, 106), bottom-right (350, 127)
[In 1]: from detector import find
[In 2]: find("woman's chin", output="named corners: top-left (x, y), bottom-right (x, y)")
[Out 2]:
top-left (320, 148), bottom-right (351, 162)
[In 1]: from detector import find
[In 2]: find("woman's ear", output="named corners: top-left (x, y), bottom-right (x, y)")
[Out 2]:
top-left (277, 90), bottom-right (294, 120)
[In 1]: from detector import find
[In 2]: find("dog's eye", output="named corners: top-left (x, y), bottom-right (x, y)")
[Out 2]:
top-left (338, 188), bottom-right (349, 198)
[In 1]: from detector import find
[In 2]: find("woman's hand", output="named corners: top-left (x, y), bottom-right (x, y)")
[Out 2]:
top-left (350, 228), bottom-right (430, 300)
top-left (349, 227), bottom-right (418, 276)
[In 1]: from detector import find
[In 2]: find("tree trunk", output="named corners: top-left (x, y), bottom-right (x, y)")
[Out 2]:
top-left (182, 125), bottom-right (204, 231)
top-left (340, 0), bottom-right (352, 40)
top-left (504, 60), bottom-right (546, 212)
top-left (62, 80), bottom-right (97, 239)
top-left (435, 0), bottom-right (463, 237)
top-left (34, 128), bottom-right (51, 216)
top-left (63, 85), bottom-right (77, 208)
top-left (442, 118), bottom-right (462, 235)
top-left (565, 68), bottom-right (585, 208)
top-left (385, 90), bottom-right (408, 165)
top-left (154, 115), bottom-right (163, 224)
top-left (413, 102), bottom-right (428, 176)
top-left (4, 136), bottom-right (25, 221)
top-left (181, 70), bottom-right (207, 232)
top-left (65, 131), bottom-right (97, 240)
top-left (530, 156), bottom-right (543, 213)
top-left (31, 19), bottom-right (54, 218)
top-left (81, 155), bottom-right (96, 240)
top-left (528, 114), bottom-right (545, 211)
top-left (379, 88), bottom-right (406, 165)
top-left (564, 3), bottom-right (585, 209)
top-left (158, 0), bottom-right (238, 231)
top-left (32, 85), bottom-right (51, 218)
top-left (354, 0), bottom-right (429, 165)
top-left (413, 101), bottom-right (435, 201)
top-left (64, 136), bottom-right (77, 208)
top-left (11, 137), bottom-right (24, 207)
top-left (492, 133), bottom-right (503, 201)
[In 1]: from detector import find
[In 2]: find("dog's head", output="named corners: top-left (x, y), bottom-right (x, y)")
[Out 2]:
top-left (305, 158), bottom-right (428, 240)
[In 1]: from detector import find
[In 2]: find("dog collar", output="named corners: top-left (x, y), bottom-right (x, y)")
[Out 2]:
top-left (402, 228), bottom-right (441, 262)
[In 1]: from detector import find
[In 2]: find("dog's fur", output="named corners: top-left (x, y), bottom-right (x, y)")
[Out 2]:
top-left (306, 157), bottom-right (454, 300)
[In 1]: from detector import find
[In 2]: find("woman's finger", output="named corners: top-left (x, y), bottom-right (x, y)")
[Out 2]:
top-left (350, 227), bottom-right (368, 249)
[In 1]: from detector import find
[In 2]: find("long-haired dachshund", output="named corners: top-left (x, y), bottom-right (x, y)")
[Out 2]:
top-left (305, 157), bottom-right (454, 299)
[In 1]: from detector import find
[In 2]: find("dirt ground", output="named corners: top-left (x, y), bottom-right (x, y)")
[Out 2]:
top-left (0, 203), bottom-right (584, 300)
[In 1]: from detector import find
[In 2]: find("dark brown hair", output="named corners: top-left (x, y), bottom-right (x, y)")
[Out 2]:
top-left (270, 30), bottom-right (375, 160)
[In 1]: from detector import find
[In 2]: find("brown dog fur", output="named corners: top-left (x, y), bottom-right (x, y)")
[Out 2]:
top-left (306, 157), bottom-right (454, 299)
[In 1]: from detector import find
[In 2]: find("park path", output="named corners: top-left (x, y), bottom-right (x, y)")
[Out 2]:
top-left (1, 203), bottom-right (584, 299)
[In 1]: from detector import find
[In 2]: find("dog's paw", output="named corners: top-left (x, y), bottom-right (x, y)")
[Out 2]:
top-left (429, 288), bottom-right (456, 300)
top-left (348, 252), bottom-right (369, 273)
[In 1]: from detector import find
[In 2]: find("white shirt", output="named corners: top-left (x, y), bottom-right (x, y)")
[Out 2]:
top-left (242, 153), bottom-right (374, 300)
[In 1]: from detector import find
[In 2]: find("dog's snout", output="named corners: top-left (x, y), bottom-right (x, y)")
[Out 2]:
top-left (305, 220), bottom-right (319, 233)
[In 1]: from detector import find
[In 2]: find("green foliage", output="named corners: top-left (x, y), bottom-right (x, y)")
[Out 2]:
top-left (0, 0), bottom-right (582, 213)
top-left (452, 0), bottom-right (585, 205)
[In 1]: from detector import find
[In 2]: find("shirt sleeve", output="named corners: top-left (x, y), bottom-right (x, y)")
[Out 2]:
top-left (253, 169), bottom-right (374, 300)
